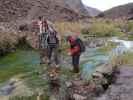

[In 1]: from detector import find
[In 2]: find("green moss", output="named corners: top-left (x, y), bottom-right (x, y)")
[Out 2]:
top-left (0, 49), bottom-right (40, 83)
top-left (60, 67), bottom-right (74, 78)
top-left (9, 95), bottom-right (49, 100)
top-left (0, 66), bottom-right (26, 83)
top-left (24, 69), bottom-right (49, 89)
top-left (9, 95), bottom-right (37, 100)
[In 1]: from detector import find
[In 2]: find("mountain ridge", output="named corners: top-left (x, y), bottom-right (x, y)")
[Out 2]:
top-left (0, 0), bottom-right (92, 23)
top-left (98, 3), bottom-right (133, 20)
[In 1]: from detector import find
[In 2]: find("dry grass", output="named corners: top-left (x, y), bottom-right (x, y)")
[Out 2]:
top-left (0, 31), bottom-right (18, 51)
top-left (109, 52), bottom-right (133, 67)
top-left (54, 19), bottom-right (128, 38)
top-left (54, 21), bottom-right (90, 37)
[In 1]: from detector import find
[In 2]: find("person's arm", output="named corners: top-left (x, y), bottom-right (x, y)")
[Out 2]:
top-left (68, 45), bottom-right (80, 56)
top-left (55, 31), bottom-right (61, 41)
top-left (50, 26), bottom-right (61, 44)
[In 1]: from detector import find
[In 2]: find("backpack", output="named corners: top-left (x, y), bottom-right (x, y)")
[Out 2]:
top-left (47, 30), bottom-right (58, 47)
top-left (76, 38), bottom-right (85, 53)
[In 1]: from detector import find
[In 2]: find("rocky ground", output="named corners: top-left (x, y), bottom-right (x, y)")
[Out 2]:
top-left (96, 65), bottom-right (133, 100)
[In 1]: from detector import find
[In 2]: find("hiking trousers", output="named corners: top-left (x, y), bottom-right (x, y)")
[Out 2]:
top-left (48, 46), bottom-right (59, 65)
top-left (72, 54), bottom-right (80, 73)
top-left (40, 48), bottom-right (48, 64)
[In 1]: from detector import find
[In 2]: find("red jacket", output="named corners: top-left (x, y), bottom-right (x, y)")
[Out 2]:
top-left (68, 36), bottom-right (80, 56)
top-left (68, 45), bottom-right (80, 56)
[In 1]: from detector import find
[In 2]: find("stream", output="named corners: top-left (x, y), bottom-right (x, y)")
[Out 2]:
top-left (0, 48), bottom-right (109, 83)
top-left (0, 37), bottom-right (133, 97)
top-left (0, 37), bottom-right (133, 83)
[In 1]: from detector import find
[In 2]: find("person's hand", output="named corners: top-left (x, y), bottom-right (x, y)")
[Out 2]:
top-left (67, 52), bottom-right (71, 56)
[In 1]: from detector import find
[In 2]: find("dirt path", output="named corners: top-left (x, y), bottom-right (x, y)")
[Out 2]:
top-left (97, 65), bottom-right (133, 100)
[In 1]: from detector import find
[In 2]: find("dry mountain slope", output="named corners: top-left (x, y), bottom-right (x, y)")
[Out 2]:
top-left (64, 0), bottom-right (90, 16)
top-left (99, 3), bottom-right (133, 20)
top-left (85, 6), bottom-right (101, 17)
top-left (65, 0), bottom-right (101, 17)
top-left (0, 0), bottom-right (92, 22)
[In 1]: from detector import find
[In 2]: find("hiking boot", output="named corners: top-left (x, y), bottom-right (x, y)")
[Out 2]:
top-left (73, 69), bottom-right (79, 73)
top-left (48, 62), bottom-right (51, 66)
top-left (70, 69), bottom-right (80, 73)
top-left (73, 66), bottom-right (80, 73)
top-left (40, 57), bottom-right (49, 65)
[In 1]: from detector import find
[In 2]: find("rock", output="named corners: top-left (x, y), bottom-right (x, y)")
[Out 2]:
top-left (9, 78), bottom-right (19, 85)
top-left (73, 94), bottom-right (87, 100)
top-left (92, 72), bottom-right (104, 79)
top-left (96, 66), bottom-right (133, 100)
top-left (65, 81), bottom-right (73, 88)
top-left (49, 95), bottom-right (57, 100)
top-left (1, 84), bottom-right (15, 95)
top-left (42, 74), bottom-right (47, 80)
top-left (95, 64), bottom-right (113, 75)
top-left (95, 85), bottom-right (104, 96)
top-left (92, 71), bottom-right (110, 91)
top-left (96, 40), bottom-right (104, 47)
top-left (89, 42), bottom-right (96, 48)
top-left (85, 38), bottom-right (106, 48)
top-left (72, 80), bottom-right (84, 86)
top-left (37, 91), bottom-right (44, 100)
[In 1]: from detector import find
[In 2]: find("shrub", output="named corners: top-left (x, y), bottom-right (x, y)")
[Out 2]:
top-left (109, 52), bottom-right (133, 66)
top-left (0, 31), bottom-right (18, 55)
top-left (126, 21), bottom-right (133, 32)
top-left (81, 20), bottom-right (125, 37)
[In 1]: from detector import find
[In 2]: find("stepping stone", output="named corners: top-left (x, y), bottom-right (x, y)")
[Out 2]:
top-left (0, 84), bottom-right (15, 95)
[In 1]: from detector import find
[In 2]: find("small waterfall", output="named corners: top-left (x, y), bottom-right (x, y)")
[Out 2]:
top-left (110, 37), bottom-right (133, 56)
top-left (110, 37), bottom-right (133, 50)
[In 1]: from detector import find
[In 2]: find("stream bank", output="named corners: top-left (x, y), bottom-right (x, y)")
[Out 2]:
top-left (0, 37), bottom-right (132, 100)
top-left (0, 44), bottom-right (112, 100)
top-left (96, 65), bottom-right (133, 100)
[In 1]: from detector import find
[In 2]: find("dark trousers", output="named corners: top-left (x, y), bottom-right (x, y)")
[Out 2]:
top-left (48, 46), bottom-right (59, 65)
top-left (40, 48), bottom-right (48, 64)
top-left (72, 54), bottom-right (80, 73)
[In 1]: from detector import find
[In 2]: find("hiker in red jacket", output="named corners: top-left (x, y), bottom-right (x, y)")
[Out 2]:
top-left (66, 36), bottom-right (85, 73)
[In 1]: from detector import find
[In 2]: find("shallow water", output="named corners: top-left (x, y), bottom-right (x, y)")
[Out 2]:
top-left (82, 38), bottom-right (133, 80)
top-left (81, 48), bottom-right (109, 80)
top-left (0, 48), bottom-right (109, 82)
top-left (0, 38), bottom-right (132, 82)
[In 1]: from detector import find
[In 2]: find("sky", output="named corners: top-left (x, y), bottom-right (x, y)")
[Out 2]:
top-left (82, 0), bottom-right (133, 11)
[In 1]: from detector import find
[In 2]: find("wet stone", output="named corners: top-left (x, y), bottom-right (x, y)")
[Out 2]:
top-left (65, 81), bottom-right (73, 88)
top-left (41, 74), bottom-right (47, 80)
top-left (73, 93), bottom-right (87, 100)
top-left (0, 84), bottom-right (15, 95)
